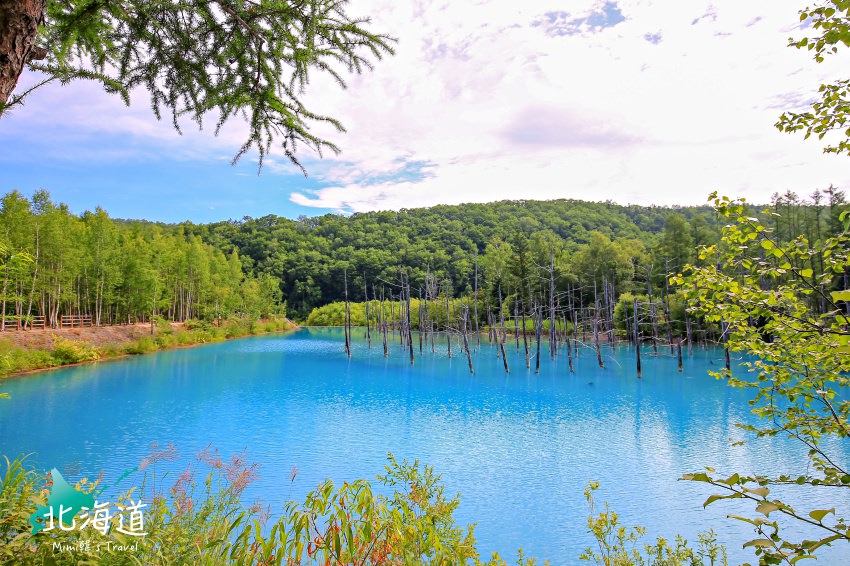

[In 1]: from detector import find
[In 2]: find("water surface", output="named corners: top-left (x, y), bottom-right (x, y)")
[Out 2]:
top-left (1, 327), bottom-right (848, 564)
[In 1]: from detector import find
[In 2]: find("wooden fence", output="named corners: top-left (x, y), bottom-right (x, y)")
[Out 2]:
top-left (60, 315), bottom-right (93, 328)
top-left (0, 314), bottom-right (87, 331)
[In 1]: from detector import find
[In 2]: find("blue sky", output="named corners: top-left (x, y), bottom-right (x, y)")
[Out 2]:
top-left (2, 0), bottom-right (849, 223)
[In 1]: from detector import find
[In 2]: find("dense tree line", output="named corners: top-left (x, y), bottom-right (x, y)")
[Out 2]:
top-left (0, 191), bottom-right (282, 329)
top-left (185, 199), bottom-right (725, 319)
top-left (1, 190), bottom-right (846, 330)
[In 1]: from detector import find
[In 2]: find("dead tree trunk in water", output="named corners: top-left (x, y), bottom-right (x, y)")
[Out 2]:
top-left (389, 294), bottom-right (396, 343)
top-left (487, 310), bottom-right (495, 345)
top-left (534, 304), bottom-right (542, 374)
top-left (573, 309), bottom-right (578, 359)
top-left (461, 305), bottom-right (474, 374)
top-left (418, 289), bottom-right (424, 354)
top-left (444, 281), bottom-right (452, 359)
top-left (425, 271), bottom-right (437, 354)
top-left (498, 283), bottom-right (509, 374)
top-left (677, 338), bottom-right (683, 372)
top-left (364, 275), bottom-right (371, 349)
top-left (521, 284), bottom-right (530, 369)
top-left (344, 269), bottom-right (351, 358)
top-left (405, 276), bottom-right (414, 365)
top-left (549, 247), bottom-right (557, 359)
top-left (512, 285), bottom-right (520, 351)
top-left (602, 277), bottom-right (611, 347)
top-left (381, 286), bottom-right (388, 357)
top-left (664, 258), bottom-right (674, 355)
top-left (474, 256), bottom-right (480, 349)
top-left (646, 266), bottom-right (659, 355)
top-left (684, 299), bottom-right (694, 355)
top-left (593, 299), bottom-right (604, 368)
top-left (607, 278), bottom-right (617, 350)
top-left (634, 297), bottom-right (642, 378)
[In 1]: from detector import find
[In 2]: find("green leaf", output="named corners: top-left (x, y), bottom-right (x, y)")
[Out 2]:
top-left (747, 487), bottom-right (770, 497)
top-left (809, 508), bottom-right (835, 522)
top-left (831, 290), bottom-right (850, 302)
top-left (801, 268), bottom-right (813, 278)
top-left (703, 494), bottom-right (725, 508)
top-left (761, 239), bottom-right (775, 250)
top-left (721, 472), bottom-right (740, 485)
top-left (743, 538), bottom-right (774, 548)
top-left (756, 501), bottom-right (781, 516)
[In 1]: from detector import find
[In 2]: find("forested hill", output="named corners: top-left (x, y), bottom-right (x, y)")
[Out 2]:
top-left (181, 199), bottom-right (723, 318)
top-left (3, 190), bottom-right (846, 324)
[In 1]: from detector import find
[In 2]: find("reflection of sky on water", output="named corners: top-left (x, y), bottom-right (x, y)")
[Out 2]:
top-left (1, 327), bottom-right (848, 564)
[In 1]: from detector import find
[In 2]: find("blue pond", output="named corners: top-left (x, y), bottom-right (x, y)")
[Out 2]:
top-left (1, 327), bottom-right (849, 564)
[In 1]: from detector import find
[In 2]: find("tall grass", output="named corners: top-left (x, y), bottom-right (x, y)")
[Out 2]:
top-left (0, 452), bottom-right (727, 565)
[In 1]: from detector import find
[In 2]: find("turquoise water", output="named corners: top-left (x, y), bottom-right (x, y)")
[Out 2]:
top-left (1, 327), bottom-right (849, 564)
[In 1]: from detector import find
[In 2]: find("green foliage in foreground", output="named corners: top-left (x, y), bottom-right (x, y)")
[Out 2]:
top-left (0, 317), bottom-right (294, 379)
top-left (0, 452), bottom-right (728, 566)
top-left (676, 194), bottom-right (850, 563)
top-left (775, 1), bottom-right (850, 157)
top-left (580, 482), bottom-right (727, 566)
top-left (0, 453), bottom-right (514, 565)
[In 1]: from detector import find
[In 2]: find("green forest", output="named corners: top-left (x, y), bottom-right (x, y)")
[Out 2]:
top-left (1, 187), bottom-right (848, 332)
top-left (0, 190), bottom-right (283, 330)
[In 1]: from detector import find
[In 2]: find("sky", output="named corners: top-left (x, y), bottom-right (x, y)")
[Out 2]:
top-left (1, 0), bottom-right (849, 223)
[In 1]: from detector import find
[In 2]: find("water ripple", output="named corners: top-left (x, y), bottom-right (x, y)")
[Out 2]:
top-left (0, 328), bottom-right (848, 564)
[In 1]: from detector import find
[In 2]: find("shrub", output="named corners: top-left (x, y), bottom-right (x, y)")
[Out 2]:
top-left (153, 315), bottom-right (172, 335)
top-left (124, 336), bottom-right (158, 355)
top-left (51, 337), bottom-right (102, 365)
top-left (222, 320), bottom-right (246, 339)
top-left (0, 340), bottom-right (55, 377)
top-left (184, 319), bottom-right (213, 332)
top-left (0, 452), bottom-right (529, 565)
top-left (580, 482), bottom-right (727, 566)
top-left (0, 451), bottom-right (734, 566)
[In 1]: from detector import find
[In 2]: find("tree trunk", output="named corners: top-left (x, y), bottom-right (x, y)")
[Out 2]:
top-left (461, 304), bottom-right (473, 374)
top-left (473, 256), bottom-right (480, 349)
top-left (634, 297), bottom-right (642, 378)
top-left (445, 285), bottom-right (452, 358)
top-left (549, 247), bottom-right (556, 359)
top-left (405, 277), bottom-right (414, 365)
top-left (24, 225), bottom-right (39, 329)
top-left (0, 0), bottom-right (45, 110)
top-left (343, 269), bottom-right (350, 358)
top-left (363, 275), bottom-right (371, 349)
top-left (1, 265), bottom-right (9, 331)
top-left (497, 284), bottom-right (509, 374)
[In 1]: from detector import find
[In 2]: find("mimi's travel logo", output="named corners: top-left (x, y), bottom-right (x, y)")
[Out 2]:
top-left (28, 467), bottom-right (147, 538)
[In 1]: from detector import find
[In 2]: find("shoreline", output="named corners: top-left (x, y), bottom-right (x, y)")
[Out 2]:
top-left (0, 318), bottom-right (299, 381)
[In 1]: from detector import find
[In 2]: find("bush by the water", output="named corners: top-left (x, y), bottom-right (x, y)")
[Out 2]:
top-left (50, 337), bottom-right (102, 365)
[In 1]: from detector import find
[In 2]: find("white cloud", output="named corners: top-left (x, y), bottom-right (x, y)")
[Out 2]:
top-left (287, 0), bottom-right (850, 210)
top-left (5, 0), bottom-right (850, 213)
